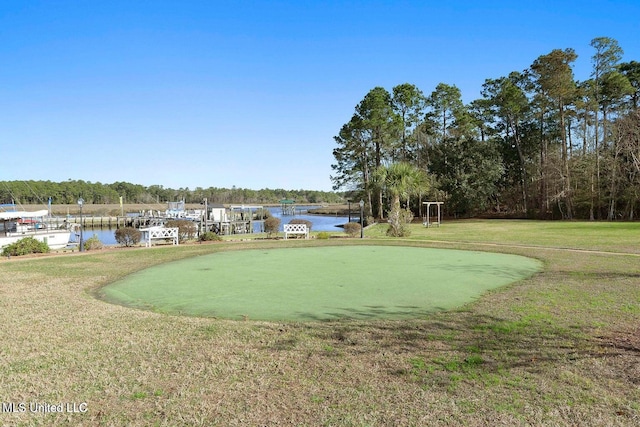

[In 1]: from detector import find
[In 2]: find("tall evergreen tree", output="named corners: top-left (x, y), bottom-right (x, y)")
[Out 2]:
top-left (355, 87), bottom-right (401, 218)
top-left (618, 61), bottom-right (640, 109)
top-left (331, 114), bottom-right (375, 215)
top-left (391, 83), bottom-right (426, 162)
top-left (427, 83), bottom-right (465, 142)
top-left (531, 48), bottom-right (578, 218)
top-left (590, 37), bottom-right (624, 217)
top-left (481, 72), bottom-right (532, 212)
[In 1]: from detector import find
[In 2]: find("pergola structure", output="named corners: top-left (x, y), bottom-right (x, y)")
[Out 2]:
top-left (422, 201), bottom-right (444, 227)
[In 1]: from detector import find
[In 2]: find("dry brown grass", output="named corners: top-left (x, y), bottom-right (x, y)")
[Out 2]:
top-left (1, 223), bottom-right (640, 426)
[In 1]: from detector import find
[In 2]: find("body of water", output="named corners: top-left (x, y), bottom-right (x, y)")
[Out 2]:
top-left (72, 206), bottom-right (355, 246)
top-left (269, 206), bottom-right (355, 232)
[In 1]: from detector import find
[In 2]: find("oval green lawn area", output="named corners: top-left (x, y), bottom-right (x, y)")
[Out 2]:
top-left (101, 246), bottom-right (541, 321)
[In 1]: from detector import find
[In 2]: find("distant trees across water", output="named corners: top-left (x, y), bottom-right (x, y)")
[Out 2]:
top-left (0, 180), bottom-right (345, 206)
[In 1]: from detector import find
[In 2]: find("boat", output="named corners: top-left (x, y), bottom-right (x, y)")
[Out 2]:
top-left (0, 207), bottom-right (72, 250)
top-left (164, 200), bottom-right (204, 220)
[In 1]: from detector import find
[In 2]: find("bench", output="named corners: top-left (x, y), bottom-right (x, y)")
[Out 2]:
top-left (140, 226), bottom-right (179, 247)
top-left (283, 223), bottom-right (308, 239)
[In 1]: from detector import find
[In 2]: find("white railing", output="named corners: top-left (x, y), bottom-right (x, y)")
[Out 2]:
top-left (283, 223), bottom-right (308, 239)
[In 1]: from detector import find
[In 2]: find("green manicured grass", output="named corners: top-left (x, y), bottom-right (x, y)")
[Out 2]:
top-left (376, 219), bottom-right (640, 253)
top-left (100, 246), bottom-right (541, 321)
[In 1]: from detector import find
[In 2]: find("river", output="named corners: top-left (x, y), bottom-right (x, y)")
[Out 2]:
top-left (72, 206), bottom-right (355, 246)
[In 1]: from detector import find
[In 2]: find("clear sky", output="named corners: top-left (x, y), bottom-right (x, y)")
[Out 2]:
top-left (2, 0), bottom-right (639, 192)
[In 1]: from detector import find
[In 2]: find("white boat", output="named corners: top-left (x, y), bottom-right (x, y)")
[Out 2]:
top-left (164, 200), bottom-right (203, 220)
top-left (0, 209), bottom-right (72, 250)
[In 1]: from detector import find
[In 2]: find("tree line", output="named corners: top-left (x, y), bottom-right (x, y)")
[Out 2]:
top-left (332, 37), bottom-right (640, 220)
top-left (0, 180), bottom-right (345, 206)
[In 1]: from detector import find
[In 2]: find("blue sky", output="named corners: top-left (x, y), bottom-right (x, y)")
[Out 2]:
top-left (2, 1), bottom-right (639, 192)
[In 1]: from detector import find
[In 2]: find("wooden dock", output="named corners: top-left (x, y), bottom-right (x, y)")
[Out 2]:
top-left (47, 215), bottom-right (264, 235)
top-left (46, 215), bottom-right (165, 229)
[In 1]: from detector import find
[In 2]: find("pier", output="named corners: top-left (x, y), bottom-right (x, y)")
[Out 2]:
top-left (48, 215), bottom-right (258, 234)
top-left (50, 203), bottom-right (267, 236)
top-left (279, 199), bottom-right (308, 216)
top-left (46, 215), bottom-right (174, 229)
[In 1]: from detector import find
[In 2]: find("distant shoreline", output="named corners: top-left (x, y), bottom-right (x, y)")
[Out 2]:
top-left (16, 203), bottom-right (351, 217)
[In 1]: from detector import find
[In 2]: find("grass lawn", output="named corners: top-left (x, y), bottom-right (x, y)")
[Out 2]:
top-left (1, 219), bottom-right (639, 426)
top-left (100, 246), bottom-right (541, 321)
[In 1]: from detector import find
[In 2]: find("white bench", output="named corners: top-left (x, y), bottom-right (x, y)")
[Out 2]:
top-left (140, 226), bottom-right (179, 247)
top-left (283, 223), bottom-right (308, 239)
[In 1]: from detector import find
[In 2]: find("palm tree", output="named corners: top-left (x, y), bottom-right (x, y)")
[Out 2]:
top-left (373, 162), bottom-right (429, 236)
